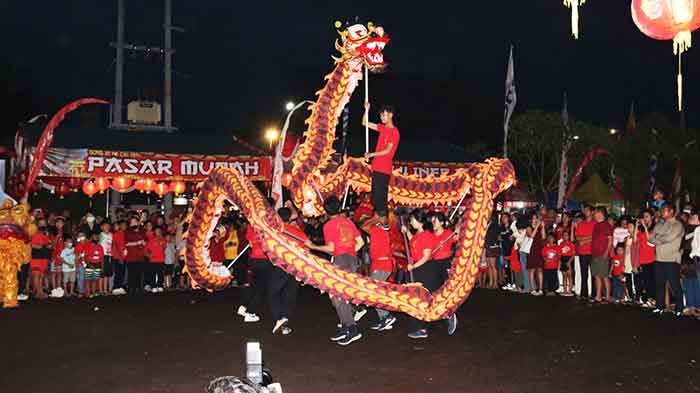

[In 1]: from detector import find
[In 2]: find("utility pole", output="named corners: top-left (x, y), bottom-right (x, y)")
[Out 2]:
top-left (110, 0), bottom-right (183, 132)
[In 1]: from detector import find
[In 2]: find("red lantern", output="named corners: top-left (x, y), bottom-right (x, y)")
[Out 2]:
top-left (113, 177), bottom-right (133, 192)
top-left (95, 177), bottom-right (110, 193)
top-left (67, 177), bottom-right (82, 191)
top-left (56, 183), bottom-right (70, 199)
top-left (30, 182), bottom-right (42, 195)
top-left (134, 179), bottom-right (145, 192)
top-left (170, 180), bottom-right (186, 195)
top-left (82, 180), bottom-right (97, 198)
top-left (155, 182), bottom-right (170, 197)
top-left (143, 178), bottom-right (155, 193)
top-left (632, 0), bottom-right (700, 110)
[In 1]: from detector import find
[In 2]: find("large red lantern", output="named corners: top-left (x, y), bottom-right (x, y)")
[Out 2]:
top-left (632, 0), bottom-right (700, 110)
top-left (155, 182), bottom-right (170, 197)
top-left (67, 177), bottom-right (83, 191)
top-left (95, 177), bottom-right (110, 193)
top-left (113, 177), bottom-right (133, 192)
top-left (56, 183), bottom-right (70, 199)
top-left (143, 178), bottom-right (155, 193)
top-left (82, 180), bottom-right (97, 198)
top-left (170, 180), bottom-right (186, 195)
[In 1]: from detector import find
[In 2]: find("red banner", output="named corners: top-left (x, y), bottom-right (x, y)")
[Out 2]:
top-left (563, 148), bottom-right (610, 204)
top-left (22, 98), bottom-right (108, 198)
top-left (85, 150), bottom-right (271, 181)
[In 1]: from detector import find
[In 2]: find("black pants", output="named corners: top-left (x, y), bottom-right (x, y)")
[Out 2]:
top-left (113, 260), bottom-right (126, 289)
top-left (371, 171), bottom-right (390, 218)
top-left (655, 262), bottom-right (682, 312)
top-left (544, 269), bottom-right (558, 293)
top-left (267, 267), bottom-right (298, 321)
top-left (241, 260), bottom-right (272, 314)
top-left (127, 262), bottom-right (145, 293)
top-left (148, 264), bottom-right (164, 288)
top-left (18, 263), bottom-right (30, 294)
top-left (231, 256), bottom-right (249, 285)
top-left (639, 263), bottom-right (656, 302)
top-left (433, 258), bottom-right (452, 283)
top-left (578, 255), bottom-right (592, 298)
top-left (408, 261), bottom-right (444, 333)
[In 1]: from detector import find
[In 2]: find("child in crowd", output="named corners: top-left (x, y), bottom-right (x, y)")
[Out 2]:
top-left (145, 226), bottom-right (167, 292)
top-left (541, 234), bottom-right (560, 296)
top-left (30, 219), bottom-right (52, 299)
top-left (60, 237), bottom-right (76, 297)
top-left (624, 221), bottom-right (637, 302)
top-left (50, 229), bottom-right (64, 293)
top-left (610, 244), bottom-right (626, 302)
top-left (99, 222), bottom-right (113, 295)
top-left (85, 233), bottom-right (105, 297)
top-left (74, 231), bottom-right (89, 297)
top-left (559, 231), bottom-right (575, 296)
top-left (164, 233), bottom-right (177, 290)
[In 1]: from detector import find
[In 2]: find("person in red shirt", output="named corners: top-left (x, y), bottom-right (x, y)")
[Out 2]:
top-left (633, 209), bottom-right (657, 307)
top-left (609, 244), bottom-right (625, 302)
top-left (50, 217), bottom-right (66, 292)
top-left (30, 218), bottom-right (52, 299)
top-left (558, 231), bottom-right (576, 296)
top-left (74, 231), bottom-right (90, 297)
top-left (572, 205), bottom-right (595, 299)
top-left (84, 232), bottom-right (105, 297)
top-left (267, 207), bottom-right (307, 336)
top-left (541, 234), bottom-right (561, 296)
top-left (145, 226), bottom-right (167, 292)
top-left (591, 207), bottom-right (613, 303)
top-left (361, 217), bottom-right (396, 332)
top-left (431, 212), bottom-right (455, 283)
top-left (235, 220), bottom-right (270, 323)
top-left (362, 102), bottom-right (400, 229)
top-left (209, 227), bottom-right (226, 263)
top-left (401, 208), bottom-right (457, 339)
top-left (306, 196), bottom-right (365, 346)
top-left (124, 217), bottom-right (147, 295)
top-left (111, 220), bottom-right (127, 294)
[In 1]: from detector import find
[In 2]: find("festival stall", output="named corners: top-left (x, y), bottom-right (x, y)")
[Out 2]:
top-left (571, 173), bottom-right (626, 215)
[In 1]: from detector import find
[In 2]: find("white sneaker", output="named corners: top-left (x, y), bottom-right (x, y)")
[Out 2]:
top-left (117, 288), bottom-right (127, 295)
top-left (281, 326), bottom-right (293, 335)
top-left (244, 313), bottom-right (260, 322)
top-left (144, 285), bottom-right (152, 292)
top-left (237, 305), bottom-right (247, 317)
top-left (17, 294), bottom-right (28, 301)
top-left (157, 287), bottom-right (164, 293)
top-left (273, 318), bottom-right (289, 334)
top-left (353, 309), bottom-right (368, 322)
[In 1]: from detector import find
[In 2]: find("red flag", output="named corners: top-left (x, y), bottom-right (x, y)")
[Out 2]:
top-left (563, 147), bottom-right (610, 203)
top-left (22, 98), bottom-right (108, 199)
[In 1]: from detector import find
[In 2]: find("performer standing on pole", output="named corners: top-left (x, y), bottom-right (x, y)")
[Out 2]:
top-left (362, 102), bottom-right (400, 229)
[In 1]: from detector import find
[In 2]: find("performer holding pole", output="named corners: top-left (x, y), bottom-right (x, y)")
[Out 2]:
top-left (362, 101), bottom-right (400, 230)
top-left (364, 65), bottom-right (369, 156)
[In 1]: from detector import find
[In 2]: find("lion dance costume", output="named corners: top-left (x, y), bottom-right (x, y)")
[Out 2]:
top-left (0, 200), bottom-right (36, 308)
top-left (184, 21), bottom-right (516, 322)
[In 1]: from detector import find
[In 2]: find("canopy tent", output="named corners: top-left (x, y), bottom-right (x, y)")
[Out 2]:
top-left (571, 173), bottom-right (625, 210)
top-left (499, 184), bottom-right (538, 209)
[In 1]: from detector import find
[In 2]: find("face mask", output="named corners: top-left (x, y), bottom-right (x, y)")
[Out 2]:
top-left (130, 224), bottom-right (138, 229)
top-left (86, 216), bottom-right (95, 223)
top-left (38, 226), bottom-right (46, 231)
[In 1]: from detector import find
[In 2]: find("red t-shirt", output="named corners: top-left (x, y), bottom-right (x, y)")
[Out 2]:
top-left (284, 223), bottom-right (309, 248)
top-left (75, 241), bottom-right (90, 265)
top-left (146, 237), bottom-right (167, 263)
top-left (246, 225), bottom-right (266, 260)
top-left (323, 216), bottom-right (361, 257)
top-left (591, 221), bottom-right (613, 258)
top-left (112, 230), bottom-right (126, 260)
top-left (432, 229), bottom-right (455, 260)
top-left (575, 220), bottom-right (595, 255)
top-left (558, 241), bottom-right (575, 257)
top-left (510, 244), bottom-right (521, 272)
top-left (637, 230), bottom-right (656, 265)
top-left (124, 229), bottom-right (146, 263)
top-left (369, 225), bottom-right (392, 272)
top-left (611, 254), bottom-right (624, 276)
top-left (31, 232), bottom-right (51, 260)
top-left (371, 124), bottom-right (400, 175)
top-left (542, 244), bottom-right (560, 270)
top-left (209, 238), bottom-right (225, 262)
top-left (52, 235), bottom-right (64, 264)
top-left (86, 243), bottom-right (104, 265)
top-left (409, 231), bottom-right (437, 262)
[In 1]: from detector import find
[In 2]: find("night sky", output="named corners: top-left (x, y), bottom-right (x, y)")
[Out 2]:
top-left (1, 1), bottom-right (697, 150)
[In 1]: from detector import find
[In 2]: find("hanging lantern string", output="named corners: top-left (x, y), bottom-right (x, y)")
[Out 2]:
top-left (564, 0), bottom-right (586, 39)
top-left (674, 30), bottom-right (691, 112)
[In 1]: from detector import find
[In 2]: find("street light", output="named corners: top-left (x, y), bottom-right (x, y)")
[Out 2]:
top-left (285, 102), bottom-right (295, 111)
top-left (609, 128), bottom-right (618, 135)
top-left (265, 128), bottom-right (279, 150)
top-left (572, 135), bottom-right (580, 140)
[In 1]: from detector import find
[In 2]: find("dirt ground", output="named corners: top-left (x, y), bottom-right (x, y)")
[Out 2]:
top-left (2, 286), bottom-right (699, 393)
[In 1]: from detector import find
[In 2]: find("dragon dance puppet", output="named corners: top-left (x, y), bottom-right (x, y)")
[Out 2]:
top-left (184, 20), bottom-right (516, 322)
top-left (0, 199), bottom-right (36, 308)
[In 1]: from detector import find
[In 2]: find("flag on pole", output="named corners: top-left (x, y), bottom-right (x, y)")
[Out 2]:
top-left (503, 45), bottom-right (517, 158)
top-left (648, 153), bottom-right (658, 201)
top-left (672, 157), bottom-right (682, 196)
top-left (557, 92), bottom-right (569, 208)
top-left (626, 102), bottom-right (636, 135)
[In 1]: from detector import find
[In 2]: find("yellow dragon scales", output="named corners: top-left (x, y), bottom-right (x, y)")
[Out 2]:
top-left (184, 21), bottom-right (516, 321)
top-left (0, 200), bottom-right (36, 308)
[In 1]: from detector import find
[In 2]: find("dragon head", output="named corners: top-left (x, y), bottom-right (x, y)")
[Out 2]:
top-left (0, 199), bottom-right (36, 242)
top-left (334, 20), bottom-right (390, 72)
